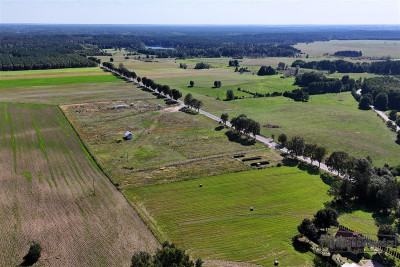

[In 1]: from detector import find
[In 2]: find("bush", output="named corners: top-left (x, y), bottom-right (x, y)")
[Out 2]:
top-left (388, 110), bottom-right (398, 121)
top-left (23, 242), bottom-right (42, 264)
top-left (257, 66), bottom-right (276, 76)
top-left (131, 242), bottom-right (202, 267)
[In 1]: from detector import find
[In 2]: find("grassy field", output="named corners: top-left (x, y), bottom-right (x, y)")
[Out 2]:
top-left (0, 74), bottom-right (120, 88)
top-left (295, 40), bottom-right (400, 58)
top-left (0, 81), bottom-right (153, 104)
top-left (126, 166), bottom-right (331, 266)
top-left (0, 67), bottom-right (105, 79)
top-left (62, 99), bottom-right (280, 188)
top-left (97, 53), bottom-right (400, 166)
top-left (175, 91), bottom-right (400, 166)
top-left (155, 73), bottom-right (300, 98)
top-left (0, 103), bottom-right (158, 266)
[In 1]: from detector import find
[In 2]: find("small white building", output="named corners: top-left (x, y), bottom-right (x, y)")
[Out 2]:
top-left (117, 104), bottom-right (128, 109)
top-left (124, 131), bottom-right (133, 140)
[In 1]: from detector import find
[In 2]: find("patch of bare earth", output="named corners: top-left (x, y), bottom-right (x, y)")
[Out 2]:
top-left (0, 104), bottom-right (158, 266)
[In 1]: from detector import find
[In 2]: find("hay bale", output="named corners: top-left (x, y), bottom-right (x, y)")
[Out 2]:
top-left (250, 207), bottom-right (253, 211)
top-left (199, 184), bottom-right (203, 187)
top-left (274, 261), bottom-right (279, 266)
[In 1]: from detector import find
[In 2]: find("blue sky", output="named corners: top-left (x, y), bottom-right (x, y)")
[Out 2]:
top-left (1, 0), bottom-right (399, 25)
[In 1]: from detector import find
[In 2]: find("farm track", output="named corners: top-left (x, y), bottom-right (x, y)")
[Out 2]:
top-left (0, 103), bottom-right (158, 266)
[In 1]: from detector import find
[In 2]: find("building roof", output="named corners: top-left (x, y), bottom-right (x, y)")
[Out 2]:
top-left (335, 226), bottom-right (361, 238)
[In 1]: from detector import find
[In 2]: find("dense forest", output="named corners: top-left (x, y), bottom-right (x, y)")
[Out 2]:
top-left (291, 59), bottom-right (400, 75)
top-left (1, 25), bottom-right (400, 70)
top-left (0, 34), bottom-right (100, 70)
top-left (359, 76), bottom-right (400, 111)
top-left (283, 72), bottom-right (357, 101)
top-left (333, 50), bottom-right (362, 57)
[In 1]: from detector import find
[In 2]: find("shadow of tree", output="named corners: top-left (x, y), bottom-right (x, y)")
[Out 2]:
top-left (282, 157), bottom-right (299, 167)
top-left (320, 173), bottom-right (340, 187)
top-left (298, 162), bottom-right (320, 175)
top-left (292, 238), bottom-right (311, 254)
top-left (327, 200), bottom-right (396, 228)
top-left (214, 126), bottom-right (224, 131)
top-left (225, 131), bottom-right (255, 146)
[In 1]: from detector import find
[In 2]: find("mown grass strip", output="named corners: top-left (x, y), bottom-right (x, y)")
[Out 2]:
top-left (31, 115), bottom-right (57, 187)
top-left (0, 75), bottom-right (120, 88)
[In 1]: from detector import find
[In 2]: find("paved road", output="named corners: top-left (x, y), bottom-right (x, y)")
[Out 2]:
top-left (101, 66), bottom-right (339, 177)
top-left (356, 89), bottom-right (400, 131)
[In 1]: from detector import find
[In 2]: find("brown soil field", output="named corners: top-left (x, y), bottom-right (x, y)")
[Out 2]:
top-left (0, 103), bottom-right (158, 266)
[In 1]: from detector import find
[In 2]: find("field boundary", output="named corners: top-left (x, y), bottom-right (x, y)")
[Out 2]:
top-left (57, 105), bottom-right (163, 245)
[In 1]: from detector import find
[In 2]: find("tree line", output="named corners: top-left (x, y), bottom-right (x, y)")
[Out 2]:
top-left (230, 114), bottom-right (261, 138)
top-left (279, 133), bottom-right (400, 213)
top-left (283, 72), bottom-right (356, 101)
top-left (102, 62), bottom-right (183, 101)
top-left (184, 94), bottom-right (203, 111)
top-left (131, 241), bottom-right (203, 267)
top-left (333, 50), bottom-right (362, 57)
top-left (358, 76), bottom-right (400, 111)
top-left (257, 66), bottom-right (276, 76)
top-left (291, 59), bottom-right (400, 75)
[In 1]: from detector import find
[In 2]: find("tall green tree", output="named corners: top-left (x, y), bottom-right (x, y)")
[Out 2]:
top-left (287, 136), bottom-right (305, 156)
top-left (359, 95), bottom-right (373, 110)
top-left (325, 151), bottom-right (350, 175)
top-left (297, 218), bottom-right (319, 241)
top-left (226, 90), bottom-right (235, 101)
top-left (184, 94), bottom-right (193, 107)
top-left (278, 133), bottom-right (287, 146)
top-left (313, 209), bottom-right (339, 232)
top-left (314, 146), bottom-right (327, 167)
top-left (304, 143), bottom-right (317, 163)
top-left (220, 113), bottom-right (229, 125)
top-left (375, 92), bottom-right (389, 110)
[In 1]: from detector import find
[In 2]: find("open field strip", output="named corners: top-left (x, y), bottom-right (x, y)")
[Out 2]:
top-left (0, 103), bottom-right (158, 266)
top-left (0, 67), bottom-right (107, 80)
top-left (295, 40), bottom-right (400, 58)
top-left (0, 81), bottom-right (155, 104)
top-left (0, 74), bottom-right (120, 88)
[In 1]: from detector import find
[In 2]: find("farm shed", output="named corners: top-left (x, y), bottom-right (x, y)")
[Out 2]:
top-left (124, 131), bottom-right (133, 140)
top-left (117, 104), bottom-right (128, 109)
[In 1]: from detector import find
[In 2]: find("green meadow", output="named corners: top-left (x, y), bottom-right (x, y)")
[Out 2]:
top-left (0, 74), bottom-right (120, 88)
top-left (126, 167), bottom-right (331, 266)
top-left (0, 67), bottom-right (102, 76)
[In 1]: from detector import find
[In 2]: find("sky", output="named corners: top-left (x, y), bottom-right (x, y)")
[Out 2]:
top-left (1, 0), bottom-right (399, 25)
